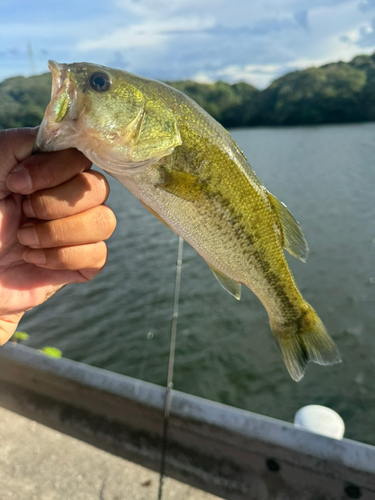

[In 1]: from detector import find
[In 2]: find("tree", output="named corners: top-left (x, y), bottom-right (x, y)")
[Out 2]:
top-left (0, 73), bottom-right (52, 129)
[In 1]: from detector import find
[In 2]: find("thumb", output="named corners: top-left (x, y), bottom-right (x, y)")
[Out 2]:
top-left (0, 128), bottom-right (38, 191)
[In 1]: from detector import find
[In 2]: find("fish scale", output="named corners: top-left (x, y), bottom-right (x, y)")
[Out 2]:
top-left (34, 60), bottom-right (341, 381)
top-left (158, 142), bottom-right (295, 314)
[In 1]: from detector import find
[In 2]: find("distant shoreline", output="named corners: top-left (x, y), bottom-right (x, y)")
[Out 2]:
top-left (1, 51), bottom-right (374, 130)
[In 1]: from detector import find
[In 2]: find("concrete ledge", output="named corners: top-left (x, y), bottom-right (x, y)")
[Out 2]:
top-left (0, 405), bottom-right (222, 500)
top-left (0, 343), bottom-right (374, 500)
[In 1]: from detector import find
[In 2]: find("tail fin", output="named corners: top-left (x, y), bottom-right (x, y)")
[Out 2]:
top-left (271, 305), bottom-right (341, 382)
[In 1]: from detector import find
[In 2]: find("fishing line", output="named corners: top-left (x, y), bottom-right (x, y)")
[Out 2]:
top-left (158, 235), bottom-right (184, 500)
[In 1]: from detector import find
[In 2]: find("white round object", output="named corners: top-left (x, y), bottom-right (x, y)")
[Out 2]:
top-left (294, 405), bottom-right (345, 439)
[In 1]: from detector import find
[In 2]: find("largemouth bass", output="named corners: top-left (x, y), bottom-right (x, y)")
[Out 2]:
top-left (34, 61), bottom-right (341, 381)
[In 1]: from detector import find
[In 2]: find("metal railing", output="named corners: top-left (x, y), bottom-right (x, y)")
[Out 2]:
top-left (0, 343), bottom-right (374, 500)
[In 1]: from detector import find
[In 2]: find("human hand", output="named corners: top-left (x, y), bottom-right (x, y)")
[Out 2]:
top-left (0, 127), bottom-right (116, 345)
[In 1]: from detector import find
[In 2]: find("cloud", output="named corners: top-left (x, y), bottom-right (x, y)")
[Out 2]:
top-left (77, 16), bottom-right (215, 51)
top-left (1, 0), bottom-right (375, 86)
top-left (209, 64), bottom-right (285, 88)
top-left (358, 0), bottom-right (375, 12)
top-left (355, 17), bottom-right (375, 48)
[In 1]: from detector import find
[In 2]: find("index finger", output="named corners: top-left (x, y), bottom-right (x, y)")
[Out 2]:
top-left (6, 147), bottom-right (92, 195)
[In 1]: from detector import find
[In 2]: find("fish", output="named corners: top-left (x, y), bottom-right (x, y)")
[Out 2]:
top-left (34, 61), bottom-right (341, 381)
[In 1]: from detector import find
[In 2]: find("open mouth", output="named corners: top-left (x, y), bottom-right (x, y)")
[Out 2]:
top-left (49, 60), bottom-right (68, 99)
top-left (33, 61), bottom-right (79, 153)
top-left (48, 60), bottom-right (79, 123)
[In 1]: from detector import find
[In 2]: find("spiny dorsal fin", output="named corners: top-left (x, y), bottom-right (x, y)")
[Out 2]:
top-left (209, 265), bottom-right (241, 300)
top-left (267, 192), bottom-right (309, 263)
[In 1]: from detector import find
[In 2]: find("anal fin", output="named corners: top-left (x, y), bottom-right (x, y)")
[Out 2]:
top-left (209, 265), bottom-right (241, 300)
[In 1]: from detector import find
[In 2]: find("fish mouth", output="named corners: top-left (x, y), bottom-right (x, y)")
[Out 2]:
top-left (49, 60), bottom-right (68, 98)
top-left (34, 60), bottom-right (80, 153)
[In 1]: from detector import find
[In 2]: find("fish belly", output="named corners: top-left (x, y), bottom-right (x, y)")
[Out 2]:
top-left (112, 162), bottom-right (302, 325)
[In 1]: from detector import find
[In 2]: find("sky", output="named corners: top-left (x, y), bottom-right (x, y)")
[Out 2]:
top-left (1, 0), bottom-right (375, 89)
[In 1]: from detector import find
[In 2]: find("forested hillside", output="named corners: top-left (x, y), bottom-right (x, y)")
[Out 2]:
top-left (1, 52), bottom-right (374, 129)
top-left (0, 73), bottom-right (52, 129)
top-left (251, 54), bottom-right (375, 125)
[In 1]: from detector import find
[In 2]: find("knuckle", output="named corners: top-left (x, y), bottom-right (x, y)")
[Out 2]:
top-left (86, 171), bottom-right (110, 202)
top-left (88, 241), bottom-right (107, 267)
top-left (22, 149), bottom-right (91, 191)
top-left (97, 242), bottom-right (108, 267)
top-left (89, 170), bottom-right (107, 184)
top-left (39, 221), bottom-right (65, 246)
top-left (83, 243), bottom-right (108, 279)
top-left (73, 150), bottom-right (92, 171)
top-left (30, 192), bottom-right (51, 219)
top-left (100, 206), bottom-right (117, 237)
top-left (52, 246), bottom-right (72, 267)
top-left (47, 242), bottom-right (108, 271)
top-left (24, 154), bottom-right (59, 185)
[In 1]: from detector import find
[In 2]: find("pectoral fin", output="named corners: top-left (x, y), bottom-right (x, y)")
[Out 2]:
top-left (209, 265), bottom-right (241, 300)
top-left (157, 168), bottom-right (209, 202)
top-left (267, 192), bottom-right (309, 263)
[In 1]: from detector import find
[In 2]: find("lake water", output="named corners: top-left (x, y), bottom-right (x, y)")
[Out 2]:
top-left (19, 123), bottom-right (375, 446)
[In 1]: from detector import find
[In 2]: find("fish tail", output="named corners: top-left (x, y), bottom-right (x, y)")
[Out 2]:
top-left (270, 304), bottom-right (341, 382)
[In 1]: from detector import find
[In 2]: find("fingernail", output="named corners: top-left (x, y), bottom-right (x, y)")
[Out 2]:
top-left (23, 197), bottom-right (36, 218)
top-left (7, 168), bottom-right (32, 193)
top-left (23, 249), bottom-right (46, 265)
top-left (18, 226), bottom-right (39, 247)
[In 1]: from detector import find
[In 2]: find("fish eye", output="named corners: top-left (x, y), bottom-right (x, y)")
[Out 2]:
top-left (89, 72), bottom-right (111, 92)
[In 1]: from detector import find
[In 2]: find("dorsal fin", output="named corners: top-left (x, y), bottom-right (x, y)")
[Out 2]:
top-left (209, 265), bottom-right (241, 300)
top-left (267, 192), bottom-right (309, 263)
